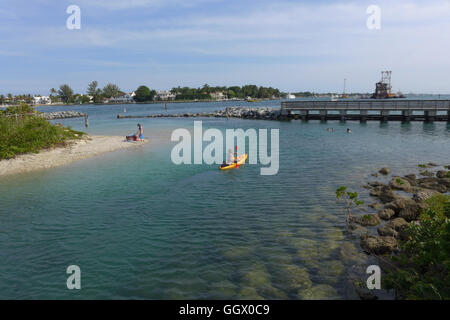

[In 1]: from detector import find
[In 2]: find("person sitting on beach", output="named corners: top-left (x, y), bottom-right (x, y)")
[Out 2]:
top-left (126, 124), bottom-right (144, 142)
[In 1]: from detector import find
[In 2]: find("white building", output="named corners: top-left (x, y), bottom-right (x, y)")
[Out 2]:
top-left (211, 91), bottom-right (226, 100)
top-left (33, 96), bottom-right (51, 105)
top-left (156, 90), bottom-right (175, 101)
top-left (107, 92), bottom-right (135, 103)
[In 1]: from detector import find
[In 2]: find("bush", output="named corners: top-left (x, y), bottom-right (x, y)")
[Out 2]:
top-left (384, 194), bottom-right (450, 299)
top-left (0, 106), bottom-right (84, 159)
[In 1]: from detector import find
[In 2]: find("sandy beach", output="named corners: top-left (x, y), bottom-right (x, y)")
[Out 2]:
top-left (0, 135), bottom-right (147, 176)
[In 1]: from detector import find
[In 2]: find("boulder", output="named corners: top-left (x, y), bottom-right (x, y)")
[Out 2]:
top-left (419, 170), bottom-right (434, 177)
top-left (370, 187), bottom-right (382, 197)
top-left (384, 197), bottom-right (416, 214)
top-left (360, 234), bottom-right (398, 255)
top-left (368, 181), bottom-right (385, 188)
top-left (389, 177), bottom-right (412, 192)
top-left (412, 188), bottom-right (439, 202)
top-left (352, 214), bottom-right (381, 227)
top-left (379, 167), bottom-right (390, 175)
top-left (436, 170), bottom-right (447, 179)
top-left (378, 208), bottom-right (395, 220)
top-left (379, 186), bottom-right (398, 203)
top-left (386, 217), bottom-right (408, 231)
top-left (398, 202), bottom-right (423, 222)
top-left (348, 223), bottom-right (368, 237)
top-left (368, 202), bottom-right (382, 210)
top-left (438, 177), bottom-right (450, 188)
top-left (377, 225), bottom-right (398, 238)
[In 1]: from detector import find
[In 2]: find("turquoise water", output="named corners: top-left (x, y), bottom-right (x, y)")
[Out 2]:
top-left (1, 101), bottom-right (449, 299)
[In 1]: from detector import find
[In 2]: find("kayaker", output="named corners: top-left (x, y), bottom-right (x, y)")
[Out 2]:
top-left (227, 149), bottom-right (235, 164)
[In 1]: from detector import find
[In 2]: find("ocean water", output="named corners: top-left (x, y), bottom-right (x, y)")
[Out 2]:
top-left (0, 101), bottom-right (449, 299)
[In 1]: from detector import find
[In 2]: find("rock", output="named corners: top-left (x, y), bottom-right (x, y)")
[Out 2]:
top-left (352, 214), bottom-right (381, 227)
top-left (370, 173), bottom-right (379, 177)
top-left (317, 260), bottom-right (345, 285)
top-left (384, 197), bottom-right (417, 214)
top-left (398, 203), bottom-right (422, 222)
top-left (428, 162), bottom-right (438, 167)
top-left (438, 177), bottom-right (450, 188)
top-left (436, 170), bottom-right (447, 179)
top-left (420, 170), bottom-right (434, 177)
top-left (378, 208), bottom-right (395, 220)
top-left (387, 217), bottom-right (408, 231)
top-left (412, 188), bottom-right (438, 202)
top-left (355, 286), bottom-right (378, 300)
top-left (379, 186), bottom-right (398, 203)
top-left (280, 265), bottom-right (312, 291)
top-left (377, 225), bottom-right (398, 237)
top-left (368, 202), bottom-right (382, 210)
top-left (348, 223), bottom-right (368, 237)
top-left (360, 234), bottom-right (398, 255)
top-left (339, 242), bottom-right (367, 265)
top-left (242, 265), bottom-right (271, 289)
top-left (370, 187), bottom-right (382, 197)
top-left (389, 177), bottom-right (412, 192)
top-left (238, 287), bottom-right (264, 300)
top-left (298, 284), bottom-right (339, 300)
top-left (379, 167), bottom-right (390, 175)
top-left (368, 181), bottom-right (385, 188)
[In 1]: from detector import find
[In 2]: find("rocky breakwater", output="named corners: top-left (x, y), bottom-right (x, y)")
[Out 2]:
top-left (42, 111), bottom-right (87, 120)
top-left (350, 163), bottom-right (449, 256)
top-left (117, 106), bottom-right (284, 120)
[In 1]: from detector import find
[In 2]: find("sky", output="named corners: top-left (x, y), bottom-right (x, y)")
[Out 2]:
top-left (1, 0), bottom-right (450, 95)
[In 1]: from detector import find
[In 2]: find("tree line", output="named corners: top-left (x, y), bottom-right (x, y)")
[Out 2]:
top-left (0, 82), bottom-right (286, 105)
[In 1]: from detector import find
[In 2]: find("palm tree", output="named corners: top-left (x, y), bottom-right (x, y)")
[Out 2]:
top-left (58, 84), bottom-right (74, 104)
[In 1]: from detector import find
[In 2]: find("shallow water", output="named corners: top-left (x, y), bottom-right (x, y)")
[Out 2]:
top-left (0, 101), bottom-right (449, 299)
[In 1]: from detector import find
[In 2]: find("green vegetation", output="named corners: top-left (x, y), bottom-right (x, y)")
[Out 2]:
top-left (384, 194), bottom-right (450, 299)
top-left (0, 104), bottom-right (84, 159)
top-left (170, 84), bottom-right (282, 100)
top-left (336, 186), bottom-right (364, 222)
top-left (395, 178), bottom-right (405, 185)
top-left (58, 84), bottom-right (74, 104)
top-left (134, 85), bottom-right (156, 102)
top-left (102, 83), bottom-right (121, 99)
top-left (418, 164), bottom-right (427, 168)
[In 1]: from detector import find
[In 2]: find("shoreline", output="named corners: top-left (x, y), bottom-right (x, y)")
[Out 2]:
top-left (0, 135), bottom-right (148, 177)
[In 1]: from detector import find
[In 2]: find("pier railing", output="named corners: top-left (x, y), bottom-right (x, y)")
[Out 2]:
top-left (281, 99), bottom-right (450, 122)
top-left (281, 99), bottom-right (450, 110)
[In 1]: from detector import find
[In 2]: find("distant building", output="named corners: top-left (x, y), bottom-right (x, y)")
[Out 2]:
top-left (33, 96), bottom-right (51, 105)
top-left (107, 92), bottom-right (135, 103)
top-left (156, 90), bottom-right (175, 101)
top-left (211, 91), bottom-right (226, 100)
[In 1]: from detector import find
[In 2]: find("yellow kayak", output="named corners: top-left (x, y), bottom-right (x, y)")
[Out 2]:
top-left (219, 154), bottom-right (248, 170)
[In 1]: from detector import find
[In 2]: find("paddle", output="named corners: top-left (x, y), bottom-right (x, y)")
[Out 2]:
top-left (235, 145), bottom-right (239, 169)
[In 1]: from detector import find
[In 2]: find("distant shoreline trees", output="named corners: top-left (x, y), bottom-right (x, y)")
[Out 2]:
top-left (0, 82), bottom-right (310, 106)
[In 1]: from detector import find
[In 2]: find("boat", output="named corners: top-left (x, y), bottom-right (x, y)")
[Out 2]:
top-left (219, 154), bottom-right (248, 171)
top-left (287, 93), bottom-right (296, 99)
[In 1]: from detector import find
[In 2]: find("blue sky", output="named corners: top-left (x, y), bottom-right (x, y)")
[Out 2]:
top-left (1, 0), bottom-right (450, 94)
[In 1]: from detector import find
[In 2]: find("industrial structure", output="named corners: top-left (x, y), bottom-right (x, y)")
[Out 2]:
top-left (371, 71), bottom-right (404, 99)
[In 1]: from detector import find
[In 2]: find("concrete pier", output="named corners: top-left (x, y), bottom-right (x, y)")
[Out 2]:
top-left (281, 99), bottom-right (450, 122)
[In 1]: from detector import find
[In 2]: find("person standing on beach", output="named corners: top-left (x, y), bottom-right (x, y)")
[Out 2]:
top-left (136, 123), bottom-right (144, 141)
